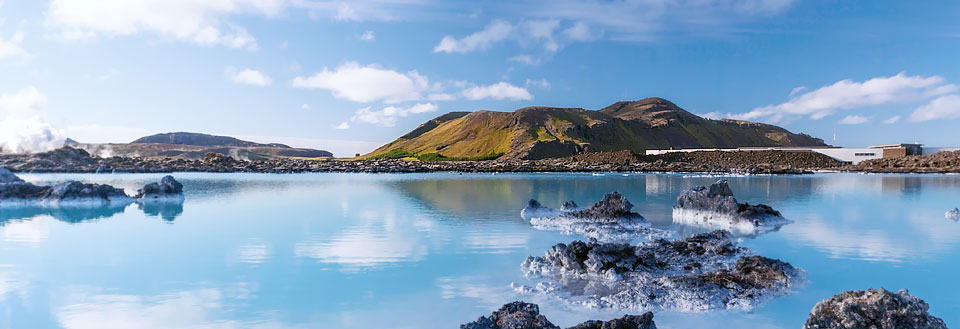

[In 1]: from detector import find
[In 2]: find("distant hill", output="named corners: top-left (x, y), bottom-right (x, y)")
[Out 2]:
top-left (132, 132), bottom-right (290, 148)
top-left (364, 97), bottom-right (826, 160)
top-left (69, 132), bottom-right (332, 159)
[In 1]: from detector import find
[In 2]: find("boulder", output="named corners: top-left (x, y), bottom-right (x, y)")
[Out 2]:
top-left (672, 180), bottom-right (789, 235)
top-left (461, 302), bottom-right (656, 329)
top-left (803, 288), bottom-right (947, 329)
top-left (135, 175), bottom-right (184, 201)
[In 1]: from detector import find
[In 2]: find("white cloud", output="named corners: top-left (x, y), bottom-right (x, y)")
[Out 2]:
top-left (0, 86), bottom-right (65, 153)
top-left (226, 67), bottom-right (272, 86)
top-left (359, 30), bottom-right (375, 41)
top-left (522, 19), bottom-right (560, 52)
top-left (334, 122), bottom-right (350, 129)
top-left (732, 73), bottom-right (958, 122)
top-left (525, 78), bottom-right (550, 90)
top-left (434, 20), bottom-right (515, 53)
top-left (0, 31), bottom-right (30, 61)
top-left (882, 115), bottom-right (900, 124)
top-left (292, 62), bottom-right (428, 103)
top-left (300, 103), bottom-right (310, 110)
top-left (908, 94), bottom-right (960, 122)
top-left (44, 0), bottom-right (284, 49)
top-left (507, 55), bottom-right (538, 65)
top-left (563, 21), bottom-right (593, 41)
top-left (435, 19), bottom-right (590, 55)
top-left (838, 114), bottom-right (870, 125)
top-left (462, 82), bottom-right (532, 101)
top-left (350, 103), bottom-right (438, 127)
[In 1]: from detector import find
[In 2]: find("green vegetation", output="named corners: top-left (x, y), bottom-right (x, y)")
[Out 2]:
top-left (371, 149), bottom-right (413, 159)
top-left (372, 149), bottom-right (503, 161)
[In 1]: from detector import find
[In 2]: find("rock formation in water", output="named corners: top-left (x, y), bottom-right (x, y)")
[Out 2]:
top-left (521, 193), bottom-right (665, 242)
top-left (946, 208), bottom-right (959, 221)
top-left (134, 175), bottom-right (184, 202)
top-left (460, 301), bottom-right (656, 329)
top-left (1, 167), bottom-right (132, 206)
top-left (672, 180), bottom-right (789, 234)
top-left (518, 230), bottom-right (804, 311)
top-left (803, 288), bottom-right (947, 329)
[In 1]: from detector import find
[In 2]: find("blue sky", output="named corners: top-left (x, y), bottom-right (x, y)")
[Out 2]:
top-left (1, 0), bottom-right (959, 156)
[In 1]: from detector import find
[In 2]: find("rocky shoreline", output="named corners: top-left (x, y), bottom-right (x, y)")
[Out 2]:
top-left (0, 147), bottom-right (850, 174)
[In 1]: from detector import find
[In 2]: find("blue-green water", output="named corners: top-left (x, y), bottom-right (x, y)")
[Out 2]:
top-left (1, 173), bottom-right (959, 329)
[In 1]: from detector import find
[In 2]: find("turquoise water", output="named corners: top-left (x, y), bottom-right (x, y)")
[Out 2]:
top-left (1, 173), bottom-right (959, 329)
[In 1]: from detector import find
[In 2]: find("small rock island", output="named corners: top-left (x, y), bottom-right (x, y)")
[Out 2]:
top-left (1, 168), bottom-right (184, 207)
top-left (521, 192), bottom-right (665, 242)
top-left (673, 180), bottom-right (790, 234)
top-left (134, 175), bottom-right (184, 202)
top-left (518, 230), bottom-right (804, 311)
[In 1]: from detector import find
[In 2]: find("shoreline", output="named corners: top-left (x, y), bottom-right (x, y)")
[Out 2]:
top-left (4, 147), bottom-right (960, 175)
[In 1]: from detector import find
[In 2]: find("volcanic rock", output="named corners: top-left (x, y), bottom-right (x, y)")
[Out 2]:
top-left (519, 231), bottom-right (804, 311)
top-left (672, 180), bottom-right (789, 235)
top-left (135, 175), bottom-right (184, 201)
top-left (803, 288), bottom-right (947, 329)
top-left (521, 193), bottom-right (665, 242)
top-left (460, 302), bottom-right (656, 329)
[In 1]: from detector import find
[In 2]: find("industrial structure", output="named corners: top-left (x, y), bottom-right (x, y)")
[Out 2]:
top-left (646, 144), bottom-right (959, 165)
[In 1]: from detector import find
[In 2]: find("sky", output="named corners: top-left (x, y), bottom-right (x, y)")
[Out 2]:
top-left (1, 0), bottom-right (959, 157)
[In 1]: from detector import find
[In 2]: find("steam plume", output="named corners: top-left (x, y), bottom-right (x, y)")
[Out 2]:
top-left (0, 86), bottom-right (65, 153)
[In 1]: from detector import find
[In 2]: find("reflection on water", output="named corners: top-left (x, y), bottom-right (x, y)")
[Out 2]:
top-left (1, 173), bottom-right (959, 329)
top-left (137, 202), bottom-right (183, 222)
top-left (0, 204), bottom-right (129, 224)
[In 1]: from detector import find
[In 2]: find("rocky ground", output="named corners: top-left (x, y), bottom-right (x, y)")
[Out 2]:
top-left (0, 147), bottom-right (849, 174)
top-left (853, 150), bottom-right (960, 173)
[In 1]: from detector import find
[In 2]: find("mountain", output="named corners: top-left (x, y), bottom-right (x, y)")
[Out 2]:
top-left (132, 132), bottom-right (290, 148)
top-left (69, 132), bottom-right (332, 159)
top-left (363, 97), bottom-right (826, 161)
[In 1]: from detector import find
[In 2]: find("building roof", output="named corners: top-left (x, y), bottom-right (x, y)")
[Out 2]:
top-left (869, 143), bottom-right (922, 149)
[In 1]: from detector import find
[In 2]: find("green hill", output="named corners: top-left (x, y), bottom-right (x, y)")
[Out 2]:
top-left (363, 97), bottom-right (826, 161)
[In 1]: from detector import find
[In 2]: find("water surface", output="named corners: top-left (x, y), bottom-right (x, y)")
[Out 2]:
top-left (1, 173), bottom-right (959, 328)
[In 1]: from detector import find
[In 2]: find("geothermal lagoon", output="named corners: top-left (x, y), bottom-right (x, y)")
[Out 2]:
top-left (1, 173), bottom-right (959, 328)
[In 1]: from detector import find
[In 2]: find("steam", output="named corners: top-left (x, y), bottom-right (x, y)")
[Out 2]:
top-left (0, 86), bottom-right (65, 153)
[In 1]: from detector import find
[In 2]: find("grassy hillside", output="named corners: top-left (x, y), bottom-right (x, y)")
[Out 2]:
top-left (363, 97), bottom-right (826, 161)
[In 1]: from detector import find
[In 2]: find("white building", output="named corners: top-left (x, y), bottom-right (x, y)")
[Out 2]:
top-left (646, 144), bottom-right (959, 165)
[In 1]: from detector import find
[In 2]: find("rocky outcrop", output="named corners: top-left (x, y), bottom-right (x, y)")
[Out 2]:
top-left (518, 231), bottom-right (804, 311)
top-left (134, 175), bottom-right (184, 201)
top-left (1, 167), bottom-right (132, 206)
top-left (672, 180), bottom-right (789, 235)
top-left (521, 193), bottom-right (666, 242)
top-left (803, 288), bottom-right (947, 329)
top-left (460, 302), bottom-right (656, 329)
top-left (0, 167), bottom-right (24, 184)
top-left (946, 208), bottom-right (959, 221)
top-left (854, 150), bottom-right (960, 173)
